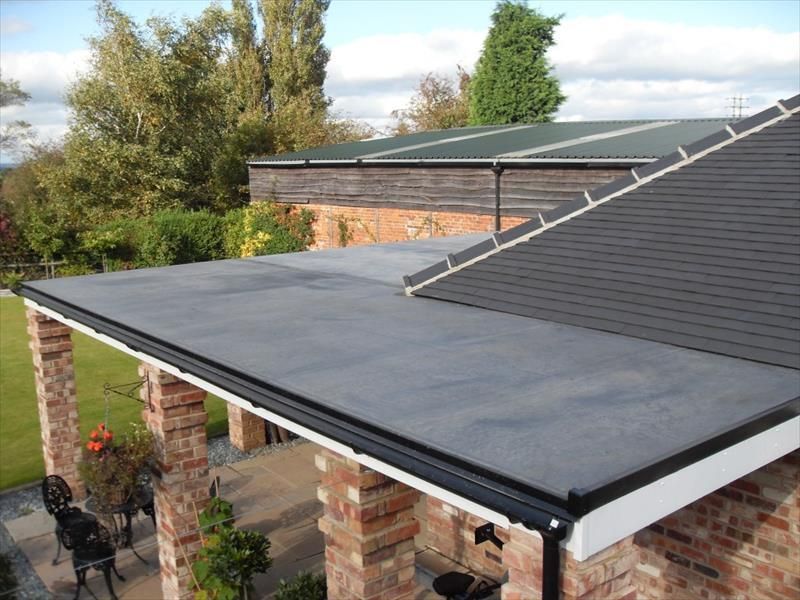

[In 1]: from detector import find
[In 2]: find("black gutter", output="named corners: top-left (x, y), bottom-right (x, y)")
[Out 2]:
top-left (20, 284), bottom-right (573, 533)
top-left (491, 164), bottom-right (504, 231)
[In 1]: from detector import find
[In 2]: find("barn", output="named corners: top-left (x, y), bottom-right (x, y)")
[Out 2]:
top-left (249, 119), bottom-right (731, 248)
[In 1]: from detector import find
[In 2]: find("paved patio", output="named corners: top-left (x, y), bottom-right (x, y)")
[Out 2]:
top-left (3, 441), bottom-right (496, 599)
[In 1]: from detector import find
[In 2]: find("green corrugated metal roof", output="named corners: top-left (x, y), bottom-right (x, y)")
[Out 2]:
top-left (532, 120), bottom-right (734, 159)
top-left (260, 124), bottom-right (513, 161)
top-left (250, 119), bottom-right (732, 164)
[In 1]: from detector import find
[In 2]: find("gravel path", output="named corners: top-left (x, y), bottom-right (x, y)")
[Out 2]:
top-left (0, 434), bottom-right (308, 599)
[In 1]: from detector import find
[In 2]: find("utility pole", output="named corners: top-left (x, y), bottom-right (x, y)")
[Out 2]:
top-left (726, 95), bottom-right (749, 119)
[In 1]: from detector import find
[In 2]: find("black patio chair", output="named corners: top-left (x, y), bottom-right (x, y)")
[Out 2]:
top-left (60, 519), bottom-right (125, 600)
top-left (433, 571), bottom-right (501, 600)
top-left (42, 475), bottom-right (97, 566)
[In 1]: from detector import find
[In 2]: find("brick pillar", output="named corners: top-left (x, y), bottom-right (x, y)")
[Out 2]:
top-left (140, 362), bottom-right (210, 600)
top-left (502, 529), bottom-right (637, 600)
top-left (26, 308), bottom-right (84, 498)
top-left (316, 449), bottom-right (420, 599)
top-left (226, 402), bottom-right (267, 452)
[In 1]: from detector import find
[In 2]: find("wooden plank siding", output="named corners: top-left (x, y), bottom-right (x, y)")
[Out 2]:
top-left (248, 165), bottom-right (629, 218)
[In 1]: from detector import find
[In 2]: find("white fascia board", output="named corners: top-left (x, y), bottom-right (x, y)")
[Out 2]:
top-left (566, 417), bottom-right (799, 560)
top-left (24, 297), bottom-right (799, 562)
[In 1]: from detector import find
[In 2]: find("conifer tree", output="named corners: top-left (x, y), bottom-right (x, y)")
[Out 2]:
top-left (470, 0), bottom-right (565, 124)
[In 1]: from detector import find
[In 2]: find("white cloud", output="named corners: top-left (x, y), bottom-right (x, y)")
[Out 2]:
top-left (0, 16), bottom-right (32, 36)
top-left (551, 16), bottom-right (800, 83)
top-left (1, 50), bottom-right (91, 104)
top-left (327, 16), bottom-right (799, 129)
top-left (0, 50), bottom-right (90, 161)
top-left (2, 14), bottom-right (799, 160)
top-left (327, 29), bottom-right (484, 88)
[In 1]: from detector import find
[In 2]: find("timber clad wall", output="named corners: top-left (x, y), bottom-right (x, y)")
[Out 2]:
top-left (249, 166), bottom-right (628, 217)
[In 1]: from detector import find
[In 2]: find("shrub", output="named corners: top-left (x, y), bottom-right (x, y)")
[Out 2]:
top-left (223, 202), bottom-right (314, 258)
top-left (57, 262), bottom-right (97, 278)
top-left (193, 496), bottom-right (272, 600)
top-left (79, 217), bottom-right (146, 265)
top-left (275, 571), bottom-right (326, 600)
top-left (0, 271), bottom-right (24, 290)
top-left (137, 209), bottom-right (225, 267)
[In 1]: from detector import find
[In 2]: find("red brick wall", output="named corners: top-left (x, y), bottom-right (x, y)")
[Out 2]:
top-left (305, 203), bottom-right (527, 250)
top-left (634, 449), bottom-right (800, 600)
top-left (426, 496), bottom-right (509, 580)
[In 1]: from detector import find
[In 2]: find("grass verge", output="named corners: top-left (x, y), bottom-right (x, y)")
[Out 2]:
top-left (0, 296), bottom-right (228, 491)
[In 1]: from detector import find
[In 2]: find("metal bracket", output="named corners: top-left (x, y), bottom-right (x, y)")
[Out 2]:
top-left (104, 372), bottom-right (152, 412)
top-left (474, 522), bottom-right (504, 550)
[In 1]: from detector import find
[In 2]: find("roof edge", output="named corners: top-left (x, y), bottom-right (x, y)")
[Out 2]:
top-left (403, 94), bottom-right (800, 294)
top-left (247, 157), bottom-right (654, 167)
top-left (19, 287), bottom-right (575, 528)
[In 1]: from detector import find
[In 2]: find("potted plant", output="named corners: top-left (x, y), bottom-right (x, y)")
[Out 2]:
top-left (79, 423), bottom-right (154, 509)
top-left (192, 497), bottom-right (272, 600)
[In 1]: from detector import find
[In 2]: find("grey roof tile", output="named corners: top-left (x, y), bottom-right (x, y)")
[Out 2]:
top-left (414, 108), bottom-right (800, 369)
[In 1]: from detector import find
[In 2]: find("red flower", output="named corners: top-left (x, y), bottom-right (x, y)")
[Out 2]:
top-left (89, 430), bottom-right (99, 440)
top-left (86, 442), bottom-right (94, 450)
top-left (98, 423), bottom-right (105, 431)
top-left (103, 431), bottom-right (113, 441)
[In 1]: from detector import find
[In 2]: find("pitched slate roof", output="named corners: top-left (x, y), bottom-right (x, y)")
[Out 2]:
top-left (250, 119), bottom-right (731, 164)
top-left (408, 96), bottom-right (800, 369)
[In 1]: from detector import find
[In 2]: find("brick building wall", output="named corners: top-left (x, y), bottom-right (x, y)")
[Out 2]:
top-left (426, 496), bottom-right (508, 581)
top-left (304, 203), bottom-right (528, 250)
top-left (633, 449), bottom-right (799, 600)
top-left (425, 450), bottom-right (798, 599)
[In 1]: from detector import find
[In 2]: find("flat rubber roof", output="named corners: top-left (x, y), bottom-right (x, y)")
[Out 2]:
top-left (21, 236), bottom-right (800, 517)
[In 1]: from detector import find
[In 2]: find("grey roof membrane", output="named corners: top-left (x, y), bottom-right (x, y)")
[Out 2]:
top-left (21, 236), bottom-right (800, 504)
top-left (414, 107), bottom-right (800, 370)
top-left (251, 119), bottom-right (731, 163)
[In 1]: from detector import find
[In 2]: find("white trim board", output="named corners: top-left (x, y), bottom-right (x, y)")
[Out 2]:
top-left (566, 416), bottom-right (799, 559)
top-left (24, 298), bottom-right (799, 562)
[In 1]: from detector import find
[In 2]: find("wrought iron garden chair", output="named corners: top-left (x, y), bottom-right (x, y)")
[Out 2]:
top-left (41, 475), bottom-right (97, 566)
top-left (433, 572), bottom-right (502, 600)
top-left (60, 519), bottom-right (125, 600)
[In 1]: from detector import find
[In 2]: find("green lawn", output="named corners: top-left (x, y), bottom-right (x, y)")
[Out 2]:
top-left (0, 296), bottom-right (228, 490)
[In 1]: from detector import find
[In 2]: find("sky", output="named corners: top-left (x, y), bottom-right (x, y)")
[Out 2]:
top-left (1, 0), bottom-right (799, 162)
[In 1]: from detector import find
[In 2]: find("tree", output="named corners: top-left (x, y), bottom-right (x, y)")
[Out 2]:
top-left (260, 0), bottom-right (329, 113)
top-left (259, 0), bottom-right (333, 152)
top-left (0, 75), bottom-right (34, 156)
top-left (229, 0), bottom-right (269, 118)
top-left (49, 0), bottom-right (235, 219)
top-left (392, 68), bottom-right (471, 134)
top-left (469, 0), bottom-right (565, 125)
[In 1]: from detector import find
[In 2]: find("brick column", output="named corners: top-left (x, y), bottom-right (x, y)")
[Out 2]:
top-left (316, 449), bottom-right (420, 599)
top-left (27, 308), bottom-right (84, 498)
top-left (140, 362), bottom-right (210, 600)
top-left (226, 402), bottom-right (267, 452)
top-left (502, 529), bottom-right (637, 600)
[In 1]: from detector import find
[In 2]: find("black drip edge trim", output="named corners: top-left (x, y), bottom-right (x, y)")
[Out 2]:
top-left (20, 285), bottom-right (574, 529)
top-left (567, 399), bottom-right (800, 516)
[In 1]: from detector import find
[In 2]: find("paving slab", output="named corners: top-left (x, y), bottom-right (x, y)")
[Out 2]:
top-left (2, 441), bottom-right (472, 599)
